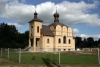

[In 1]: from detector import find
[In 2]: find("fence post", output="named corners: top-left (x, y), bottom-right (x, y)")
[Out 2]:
top-left (58, 49), bottom-right (60, 64)
top-left (98, 48), bottom-right (100, 64)
top-left (8, 48), bottom-right (9, 59)
top-left (19, 48), bottom-right (21, 63)
top-left (1, 48), bottom-right (2, 56)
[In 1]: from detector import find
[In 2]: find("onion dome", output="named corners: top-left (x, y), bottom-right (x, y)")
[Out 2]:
top-left (54, 7), bottom-right (59, 22)
top-left (54, 11), bottom-right (59, 17)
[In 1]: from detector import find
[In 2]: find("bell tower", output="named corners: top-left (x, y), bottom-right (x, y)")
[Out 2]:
top-left (28, 7), bottom-right (43, 51)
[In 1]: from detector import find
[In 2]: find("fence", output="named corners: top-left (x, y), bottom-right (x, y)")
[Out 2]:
top-left (0, 48), bottom-right (21, 63)
top-left (0, 48), bottom-right (99, 65)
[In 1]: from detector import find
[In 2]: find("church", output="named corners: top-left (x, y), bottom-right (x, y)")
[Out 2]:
top-left (28, 8), bottom-right (75, 52)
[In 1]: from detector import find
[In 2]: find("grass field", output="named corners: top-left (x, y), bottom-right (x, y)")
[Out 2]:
top-left (0, 50), bottom-right (100, 67)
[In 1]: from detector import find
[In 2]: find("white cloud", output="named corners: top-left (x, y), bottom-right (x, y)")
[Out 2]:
top-left (1, 0), bottom-right (35, 24)
top-left (0, 0), bottom-right (100, 26)
top-left (73, 28), bottom-right (79, 36)
top-left (7, 22), bottom-right (23, 29)
top-left (79, 34), bottom-right (100, 39)
top-left (0, 0), bottom-right (7, 14)
top-left (73, 28), bottom-right (100, 39)
top-left (79, 34), bottom-right (88, 38)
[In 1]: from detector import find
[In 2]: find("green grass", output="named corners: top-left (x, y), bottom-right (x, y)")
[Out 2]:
top-left (0, 51), bottom-right (99, 66)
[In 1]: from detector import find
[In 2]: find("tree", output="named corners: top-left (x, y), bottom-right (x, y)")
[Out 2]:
top-left (0, 23), bottom-right (29, 48)
top-left (94, 40), bottom-right (98, 48)
top-left (75, 37), bottom-right (83, 48)
top-left (98, 38), bottom-right (100, 47)
top-left (82, 38), bottom-right (87, 48)
top-left (87, 37), bottom-right (94, 48)
top-left (98, 38), bottom-right (100, 44)
top-left (0, 23), bottom-right (18, 48)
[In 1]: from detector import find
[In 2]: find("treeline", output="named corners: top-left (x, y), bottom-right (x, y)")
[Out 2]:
top-left (0, 23), bottom-right (100, 49)
top-left (0, 23), bottom-right (29, 48)
top-left (75, 37), bottom-right (100, 48)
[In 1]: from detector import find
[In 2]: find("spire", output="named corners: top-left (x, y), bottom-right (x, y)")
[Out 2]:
top-left (54, 7), bottom-right (59, 22)
top-left (56, 7), bottom-right (57, 13)
top-left (34, 6), bottom-right (38, 19)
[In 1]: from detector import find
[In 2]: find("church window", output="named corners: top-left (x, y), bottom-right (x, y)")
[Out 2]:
top-left (47, 39), bottom-right (49, 43)
top-left (69, 39), bottom-right (71, 44)
top-left (68, 49), bottom-right (70, 51)
top-left (63, 36), bottom-right (66, 44)
top-left (37, 26), bottom-right (39, 33)
top-left (31, 26), bottom-right (33, 33)
top-left (31, 34), bottom-right (32, 36)
top-left (58, 38), bottom-right (61, 43)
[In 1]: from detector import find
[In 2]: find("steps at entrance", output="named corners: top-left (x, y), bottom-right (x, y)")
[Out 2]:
top-left (24, 46), bottom-right (42, 52)
top-left (24, 47), bottom-right (31, 51)
top-left (36, 46), bottom-right (41, 51)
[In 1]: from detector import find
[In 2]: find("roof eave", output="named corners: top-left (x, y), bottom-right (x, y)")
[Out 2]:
top-left (28, 19), bottom-right (43, 23)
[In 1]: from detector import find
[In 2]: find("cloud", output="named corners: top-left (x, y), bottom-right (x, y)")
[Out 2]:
top-left (79, 34), bottom-right (100, 39)
top-left (0, 0), bottom-right (100, 26)
top-left (0, 0), bottom-right (7, 15)
top-left (1, 0), bottom-right (35, 24)
top-left (73, 28), bottom-right (79, 36)
top-left (7, 22), bottom-right (23, 29)
top-left (73, 28), bottom-right (100, 39)
top-left (21, 0), bottom-right (26, 3)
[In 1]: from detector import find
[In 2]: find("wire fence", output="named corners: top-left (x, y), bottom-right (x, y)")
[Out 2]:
top-left (0, 48), bottom-right (99, 65)
top-left (0, 48), bottom-right (21, 63)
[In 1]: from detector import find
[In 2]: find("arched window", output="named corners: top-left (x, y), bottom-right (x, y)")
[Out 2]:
top-left (37, 26), bottom-right (39, 33)
top-left (69, 39), bottom-right (71, 44)
top-left (58, 38), bottom-right (61, 43)
top-left (63, 36), bottom-right (66, 44)
top-left (47, 39), bottom-right (49, 43)
top-left (31, 26), bottom-right (33, 33)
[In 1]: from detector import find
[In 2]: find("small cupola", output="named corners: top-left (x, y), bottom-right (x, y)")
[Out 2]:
top-left (54, 7), bottom-right (59, 22)
top-left (28, 6), bottom-right (43, 23)
top-left (34, 7), bottom-right (38, 19)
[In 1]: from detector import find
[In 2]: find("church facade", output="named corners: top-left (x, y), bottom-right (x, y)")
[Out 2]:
top-left (28, 9), bottom-right (75, 52)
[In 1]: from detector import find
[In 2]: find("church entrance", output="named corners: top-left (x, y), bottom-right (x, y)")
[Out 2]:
top-left (30, 39), bottom-right (33, 47)
top-left (36, 38), bottom-right (40, 47)
top-left (30, 38), bottom-right (40, 51)
top-left (36, 38), bottom-right (40, 51)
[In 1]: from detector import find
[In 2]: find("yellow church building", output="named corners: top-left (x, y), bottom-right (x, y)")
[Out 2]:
top-left (28, 9), bottom-right (75, 52)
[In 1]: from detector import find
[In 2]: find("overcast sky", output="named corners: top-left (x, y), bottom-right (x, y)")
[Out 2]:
top-left (0, 0), bottom-right (100, 40)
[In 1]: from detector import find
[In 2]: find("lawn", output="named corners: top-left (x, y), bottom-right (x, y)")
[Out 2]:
top-left (0, 51), bottom-right (99, 67)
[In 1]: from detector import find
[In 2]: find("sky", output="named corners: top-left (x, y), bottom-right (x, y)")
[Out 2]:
top-left (0, 0), bottom-right (100, 40)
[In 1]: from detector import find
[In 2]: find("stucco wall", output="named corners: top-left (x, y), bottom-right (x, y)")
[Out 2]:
top-left (54, 36), bottom-right (75, 51)
top-left (42, 36), bottom-right (54, 51)
top-left (29, 21), bottom-right (42, 37)
top-left (68, 27), bottom-right (72, 37)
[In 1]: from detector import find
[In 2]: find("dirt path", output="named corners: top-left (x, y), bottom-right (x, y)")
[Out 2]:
top-left (0, 56), bottom-right (13, 63)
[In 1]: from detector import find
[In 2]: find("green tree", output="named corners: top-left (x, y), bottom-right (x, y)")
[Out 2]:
top-left (0, 22), bottom-right (29, 48)
top-left (82, 38), bottom-right (87, 48)
top-left (75, 37), bottom-right (82, 48)
top-left (94, 40), bottom-right (98, 47)
top-left (87, 37), bottom-right (94, 48)
top-left (0, 23), bottom-right (18, 48)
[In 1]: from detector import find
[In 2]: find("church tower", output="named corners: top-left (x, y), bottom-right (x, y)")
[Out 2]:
top-left (28, 7), bottom-right (43, 51)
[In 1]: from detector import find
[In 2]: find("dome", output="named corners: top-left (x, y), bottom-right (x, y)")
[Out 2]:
top-left (54, 12), bottom-right (59, 17)
top-left (34, 11), bottom-right (38, 15)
